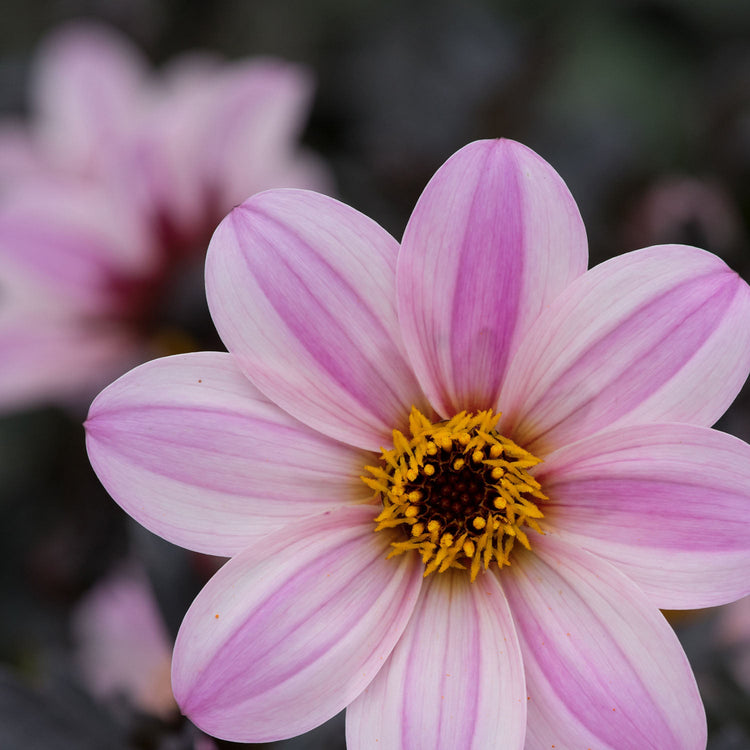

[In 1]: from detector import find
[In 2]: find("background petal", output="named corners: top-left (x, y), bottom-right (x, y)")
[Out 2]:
top-left (86, 352), bottom-right (372, 556)
top-left (0, 314), bottom-right (137, 413)
top-left (30, 22), bottom-right (145, 175)
top-left (535, 422), bottom-right (750, 608)
top-left (397, 138), bottom-right (588, 417)
top-left (346, 568), bottom-right (526, 750)
top-left (499, 244), bottom-right (750, 454)
top-left (172, 505), bottom-right (424, 743)
top-left (503, 534), bottom-right (706, 750)
top-left (206, 189), bottom-right (429, 451)
top-left (0, 178), bottom-right (157, 314)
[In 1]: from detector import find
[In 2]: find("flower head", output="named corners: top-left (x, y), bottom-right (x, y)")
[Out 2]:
top-left (86, 139), bottom-right (750, 748)
top-left (0, 22), bottom-right (331, 411)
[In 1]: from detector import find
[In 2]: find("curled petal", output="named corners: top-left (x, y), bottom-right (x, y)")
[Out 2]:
top-left (536, 422), bottom-right (750, 608)
top-left (172, 505), bottom-right (424, 743)
top-left (500, 245), bottom-right (750, 454)
top-left (86, 352), bottom-right (372, 556)
top-left (206, 189), bottom-right (428, 451)
top-left (398, 139), bottom-right (587, 417)
top-left (503, 534), bottom-right (706, 750)
top-left (346, 569), bottom-right (526, 750)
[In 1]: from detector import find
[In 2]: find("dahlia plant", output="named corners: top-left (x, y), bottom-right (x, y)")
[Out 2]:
top-left (86, 139), bottom-right (750, 749)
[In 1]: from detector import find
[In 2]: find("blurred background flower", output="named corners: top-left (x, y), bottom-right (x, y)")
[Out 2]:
top-left (0, 1), bottom-right (749, 748)
top-left (0, 21), bottom-right (331, 413)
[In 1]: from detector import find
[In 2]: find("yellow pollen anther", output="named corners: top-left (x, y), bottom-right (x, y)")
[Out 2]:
top-left (363, 407), bottom-right (546, 582)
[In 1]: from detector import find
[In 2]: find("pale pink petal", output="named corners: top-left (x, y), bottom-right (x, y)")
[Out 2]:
top-left (30, 22), bottom-right (145, 175)
top-left (86, 352), bottom-right (372, 556)
top-left (397, 139), bottom-right (588, 416)
top-left (0, 178), bottom-right (157, 313)
top-left (172, 505), bottom-right (423, 743)
top-left (502, 534), bottom-right (706, 750)
top-left (500, 245), bottom-right (750, 454)
top-left (128, 55), bottom-right (225, 242)
top-left (72, 562), bottom-right (176, 718)
top-left (346, 569), bottom-right (526, 750)
top-left (0, 122), bottom-right (46, 189)
top-left (131, 57), bottom-right (330, 243)
top-left (206, 189), bottom-right (429, 451)
top-left (534, 422), bottom-right (750, 608)
top-left (0, 313), bottom-right (137, 412)
top-left (199, 59), bottom-right (329, 208)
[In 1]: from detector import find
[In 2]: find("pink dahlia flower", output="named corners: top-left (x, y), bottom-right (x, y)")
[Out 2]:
top-left (0, 23), bottom-right (330, 410)
top-left (86, 139), bottom-right (750, 748)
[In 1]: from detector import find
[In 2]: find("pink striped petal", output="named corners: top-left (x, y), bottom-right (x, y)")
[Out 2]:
top-left (346, 569), bottom-right (526, 750)
top-left (172, 505), bottom-right (423, 743)
top-left (397, 139), bottom-right (588, 417)
top-left (206, 189), bottom-right (429, 451)
top-left (500, 245), bottom-right (750, 454)
top-left (86, 352), bottom-right (372, 556)
top-left (535, 422), bottom-right (750, 608)
top-left (502, 534), bottom-right (706, 750)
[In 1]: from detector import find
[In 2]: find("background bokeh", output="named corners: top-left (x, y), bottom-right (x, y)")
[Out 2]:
top-left (1, 0), bottom-right (750, 748)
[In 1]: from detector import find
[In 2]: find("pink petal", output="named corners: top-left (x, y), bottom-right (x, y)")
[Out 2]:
top-left (397, 139), bottom-right (588, 417)
top-left (0, 122), bottom-right (45, 189)
top-left (0, 313), bottom-right (137, 412)
top-left (30, 22), bottom-right (145, 175)
top-left (346, 569), bottom-right (526, 750)
top-left (0, 178), bottom-right (157, 313)
top-left (124, 54), bottom-right (224, 242)
top-left (535, 422), bottom-right (750, 608)
top-left (72, 562), bottom-right (176, 718)
top-left (502, 534), bottom-right (706, 750)
top-left (172, 505), bottom-right (423, 743)
top-left (86, 352), bottom-right (372, 556)
top-left (500, 244), bottom-right (750, 454)
top-left (199, 59), bottom-right (329, 208)
top-left (206, 189), bottom-right (429, 451)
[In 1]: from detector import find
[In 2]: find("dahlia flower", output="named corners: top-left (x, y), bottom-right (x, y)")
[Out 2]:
top-left (86, 139), bottom-right (750, 749)
top-left (0, 22), bottom-right (330, 410)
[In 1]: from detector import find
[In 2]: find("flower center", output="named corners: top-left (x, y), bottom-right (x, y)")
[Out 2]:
top-left (362, 407), bottom-right (546, 581)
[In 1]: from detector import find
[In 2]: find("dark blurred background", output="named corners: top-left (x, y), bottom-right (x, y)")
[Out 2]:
top-left (1, 0), bottom-right (749, 748)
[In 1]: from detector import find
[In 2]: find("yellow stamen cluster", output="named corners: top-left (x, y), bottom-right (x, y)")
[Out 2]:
top-left (362, 407), bottom-right (546, 581)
